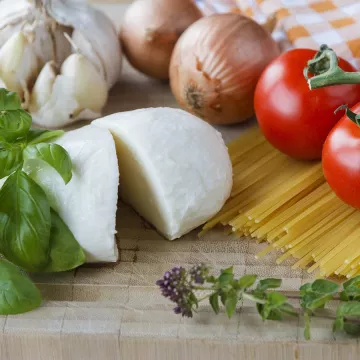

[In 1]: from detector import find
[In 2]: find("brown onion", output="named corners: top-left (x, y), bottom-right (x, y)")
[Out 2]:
top-left (170, 13), bottom-right (280, 125)
top-left (120, 0), bottom-right (202, 80)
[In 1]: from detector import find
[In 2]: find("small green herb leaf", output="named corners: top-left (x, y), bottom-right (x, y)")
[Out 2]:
top-left (279, 303), bottom-right (298, 317)
top-left (0, 142), bottom-right (23, 179)
top-left (225, 289), bottom-right (238, 319)
top-left (337, 302), bottom-right (360, 317)
top-left (341, 276), bottom-right (360, 300)
top-left (0, 259), bottom-right (42, 314)
top-left (42, 209), bottom-right (85, 272)
top-left (311, 279), bottom-right (339, 295)
top-left (0, 89), bottom-right (31, 142)
top-left (0, 170), bottom-right (51, 271)
top-left (243, 293), bottom-right (265, 304)
top-left (267, 292), bottom-right (288, 307)
top-left (24, 143), bottom-right (72, 184)
top-left (218, 267), bottom-right (234, 287)
top-left (238, 274), bottom-right (257, 289)
top-left (258, 278), bottom-right (282, 291)
top-left (300, 280), bottom-right (338, 311)
top-left (26, 129), bottom-right (64, 145)
top-left (209, 293), bottom-right (220, 314)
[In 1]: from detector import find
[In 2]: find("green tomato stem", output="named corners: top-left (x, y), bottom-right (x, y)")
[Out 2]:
top-left (306, 45), bottom-right (360, 90)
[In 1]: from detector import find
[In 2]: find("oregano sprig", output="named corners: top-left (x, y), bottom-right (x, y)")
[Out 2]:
top-left (157, 265), bottom-right (360, 340)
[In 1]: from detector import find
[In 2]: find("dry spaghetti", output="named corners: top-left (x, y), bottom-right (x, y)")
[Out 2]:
top-left (201, 126), bottom-right (359, 278)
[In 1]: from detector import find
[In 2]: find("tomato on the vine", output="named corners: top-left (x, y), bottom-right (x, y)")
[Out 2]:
top-left (323, 103), bottom-right (360, 209)
top-left (254, 49), bottom-right (360, 160)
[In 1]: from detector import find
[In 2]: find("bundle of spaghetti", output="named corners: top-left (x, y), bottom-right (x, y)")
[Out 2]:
top-left (201, 126), bottom-right (360, 278)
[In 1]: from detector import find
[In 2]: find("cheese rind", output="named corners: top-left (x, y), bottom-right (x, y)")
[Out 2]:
top-left (93, 107), bottom-right (232, 240)
top-left (24, 125), bottom-right (119, 263)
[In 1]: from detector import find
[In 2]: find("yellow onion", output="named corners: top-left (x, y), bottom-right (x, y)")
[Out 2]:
top-left (120, 0), bottom-right (202, 80)
top-left (170, 13), bottom-right (280, 125)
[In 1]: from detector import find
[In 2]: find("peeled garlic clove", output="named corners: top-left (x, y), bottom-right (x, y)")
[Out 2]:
top-left (60, 53), bottom-right (108, 114)
top-left (30, 75), bottom-right (79, 128)
top-left (30, 61), bottom-right (57, 113)
top-left (0, 31), bottom-right (40, 100)
top-left (31, 54), bottom-right (108, 128)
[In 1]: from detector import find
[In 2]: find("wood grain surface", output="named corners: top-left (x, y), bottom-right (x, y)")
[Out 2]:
top-left (0, 3), bottom-right (358, 360)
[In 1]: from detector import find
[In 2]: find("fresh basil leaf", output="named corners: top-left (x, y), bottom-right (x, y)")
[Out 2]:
top-left (0, 142), bottom-right (23, 179)
top-left (0, 258), bottom-right (42, 314)
top-left (225, 289), bottom-right (237, 319)
top-left (209, 293), bottom-right (220, 314)
top-left (0, 89), bottom-right (31, 142)
top-left (26, 129), bottom-right (64, 146)
top-left (0, 170), bottom-right (51, 271)
top-left (24, 143), bottom-right (72, 184)
top-left (258, 278), bottom-right (282, 291)
top-left (238, 274), bottom-right (257, 289)
top-left (42, 209), bottom-right (85, 272)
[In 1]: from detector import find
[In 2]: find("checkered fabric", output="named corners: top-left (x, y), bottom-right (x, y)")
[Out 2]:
top-left (196, 0), bottom-right (360, 69)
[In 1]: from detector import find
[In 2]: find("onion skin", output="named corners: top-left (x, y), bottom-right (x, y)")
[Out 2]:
top-left (120, 0), bottom-right (202, 80)
top-left (170, 14), bottom-right (280, 125)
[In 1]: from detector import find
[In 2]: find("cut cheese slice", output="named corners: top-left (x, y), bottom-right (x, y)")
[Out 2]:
top-left (24, 125), bottom-right (119, 263)
top-left (93, 107), bottom-right (232, 240)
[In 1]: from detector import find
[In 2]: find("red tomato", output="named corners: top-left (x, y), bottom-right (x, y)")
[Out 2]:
top-left (323, 103), bottom-right (360, 209)
top-left (254, 49), bottom-right (360, 160)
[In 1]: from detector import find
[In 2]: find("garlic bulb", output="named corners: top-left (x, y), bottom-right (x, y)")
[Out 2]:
top-left (30, 54), bottom-right (108, 128)
top-left (0, 0), bottom-right (122, 128)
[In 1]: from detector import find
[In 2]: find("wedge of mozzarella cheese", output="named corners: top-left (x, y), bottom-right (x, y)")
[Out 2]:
top-left (93, 107), bottom-right (232, 240)
top-left (24, 125), bottom-right (119, 263)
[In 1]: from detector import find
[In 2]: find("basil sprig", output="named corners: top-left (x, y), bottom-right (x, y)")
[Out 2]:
top-left (0, 88), bottom-right (86, 315)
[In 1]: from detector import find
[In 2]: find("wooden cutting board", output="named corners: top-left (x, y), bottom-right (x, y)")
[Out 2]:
top-left (0, 2), bottom-right (358, 360)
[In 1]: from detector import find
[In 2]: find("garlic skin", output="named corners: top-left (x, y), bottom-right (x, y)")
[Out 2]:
top-left (31, 54), bottom-right (108, 128)
top-left (43, 0), bottom-right (122, 89)
top-left (0, 32), bottom-right (41, 103)
top-left (0, 0), bottom-right (72, 66)
top-left (0, 0), bottom-right (122, 127)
